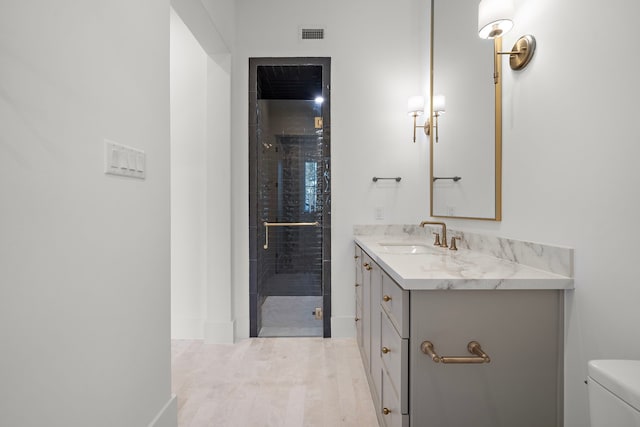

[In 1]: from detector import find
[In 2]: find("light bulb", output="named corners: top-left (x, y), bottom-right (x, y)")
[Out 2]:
top-left (478, 0), bottom-right (514, 39)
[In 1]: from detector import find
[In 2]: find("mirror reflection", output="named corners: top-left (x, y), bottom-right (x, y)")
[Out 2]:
top-left (430, 0), bottom-right (501, 220)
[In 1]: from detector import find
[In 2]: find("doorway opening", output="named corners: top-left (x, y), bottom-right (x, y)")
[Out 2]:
top-left (249, 58), bottom-right (331, 338)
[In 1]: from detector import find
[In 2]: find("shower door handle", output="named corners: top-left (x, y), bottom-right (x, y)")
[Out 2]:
top-left (263, 221), bottom-right (320, 250)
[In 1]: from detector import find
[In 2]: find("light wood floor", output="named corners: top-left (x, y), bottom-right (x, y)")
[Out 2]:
top-left (171, 338), bottom-right (380, 427)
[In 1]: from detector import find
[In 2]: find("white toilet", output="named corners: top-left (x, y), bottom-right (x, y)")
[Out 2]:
top-left (588, 360), bottom-right (640, 426)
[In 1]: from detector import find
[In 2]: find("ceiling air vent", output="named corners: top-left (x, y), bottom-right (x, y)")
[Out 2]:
top-left (300, 28), bottom-right (325, 40)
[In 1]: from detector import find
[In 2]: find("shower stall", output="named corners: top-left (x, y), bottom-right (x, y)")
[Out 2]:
top-left (249, 58), bottom-right (331, 337)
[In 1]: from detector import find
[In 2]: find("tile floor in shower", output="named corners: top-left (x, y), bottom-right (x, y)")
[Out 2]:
top-left (259, 296), bottom-right (323, 337)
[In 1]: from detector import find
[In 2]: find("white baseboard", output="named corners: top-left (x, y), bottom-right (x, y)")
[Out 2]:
top-left (233, 316), bottom-right (250, 341)
top-left (204, 320), bottom-right (235, 343)
top-left (148, 394), bottom-right (177, 427)
top-left (331, 315), bottom-right (356, 338)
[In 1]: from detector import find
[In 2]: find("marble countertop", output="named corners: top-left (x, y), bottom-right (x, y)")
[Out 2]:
top-left (355, 234), bottom-right (574, 291)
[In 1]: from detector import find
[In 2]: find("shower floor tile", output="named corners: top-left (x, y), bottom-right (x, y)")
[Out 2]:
top-left (259, 296), bottom-right (323, 337)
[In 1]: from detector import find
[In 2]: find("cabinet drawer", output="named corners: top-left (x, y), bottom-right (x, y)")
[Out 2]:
top-left (380, 312), bottom-right (408, 414)
top-left (409, 290), bottom-right (563, 427)
top-left (381, 368), bottom-right (409, 427)
top-left (381, 271), bottom-right (409, 338)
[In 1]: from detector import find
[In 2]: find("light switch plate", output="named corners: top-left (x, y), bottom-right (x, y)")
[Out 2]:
top-left (104, 139), bottom-right (145, 179)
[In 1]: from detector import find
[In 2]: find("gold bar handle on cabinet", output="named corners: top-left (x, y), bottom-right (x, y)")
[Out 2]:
top-left (363, 262), bottom-right (372, 271)
top-left (420, 341), bottom-right (491, 364)
top-left (263, 221), bottom-right (319, 250)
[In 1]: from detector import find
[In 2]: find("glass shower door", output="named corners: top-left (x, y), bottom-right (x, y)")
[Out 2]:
top-left (249, 59), bottom-right (331, 338)
top-left (258, 132), bottom-right (324, 337)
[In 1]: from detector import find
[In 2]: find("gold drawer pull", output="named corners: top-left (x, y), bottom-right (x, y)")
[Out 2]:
top-left (381, 347), bottom-right (390, 354)
top-left (355, 317), bottom-right (360, 322)
top-left (363, 263), bottom-right (372, 271)
top-left (383, 295), bottom-right (392, 302)
top-left (420, 341), bottom-right (491, 364)
top-left (382, 408), bottom-right (391, 415)
top-left (355, 283), bottom-right (360, 287)
top-left (354, 255), bottom-right (359, 259)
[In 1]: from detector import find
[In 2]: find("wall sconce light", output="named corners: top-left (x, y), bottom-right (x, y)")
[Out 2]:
top-left (408, 96), bottom-right (425, 143)
top-left (426, 95), bottom-right (445, 143)
top-left (478, 0), bottom-right (536, 83)
top-left (408, 95), bottom-right (446, 143)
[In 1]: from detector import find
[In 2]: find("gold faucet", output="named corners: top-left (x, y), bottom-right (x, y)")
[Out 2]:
top-left (420, 221), bottom-right (448, 248)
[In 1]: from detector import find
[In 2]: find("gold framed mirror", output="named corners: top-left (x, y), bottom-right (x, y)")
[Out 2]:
top-left (429, 0), bottom-right (502, 221)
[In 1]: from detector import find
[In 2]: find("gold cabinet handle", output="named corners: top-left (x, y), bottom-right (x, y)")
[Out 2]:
top-left (354, 255), bottom-right (359, 259)
top-left (383, 295), bottom-right (392, 302)
top-left (382, 408), bottom-right (391, 415)
top-left (381, 347), bottom-right (390, 354)
top-left (363, 262), bottom-right (372, 271)
top-left (420, 341), bottom-right (491, 364)
top-left (355, 317), bottom-right (360, 322)
top-left (355, 283), bottom-right (360, 287)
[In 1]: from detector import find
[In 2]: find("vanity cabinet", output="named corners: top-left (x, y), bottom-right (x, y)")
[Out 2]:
top-left (354, 246), bottom-right (364, 351)
top-left (355, 244), bottom-right (564, 427)
top-left (355, 246), bottom-right (384, 409)
top-left (357, 249), bottom-right (373, 371)
top-left (356, 247), bottom-right (409, 427)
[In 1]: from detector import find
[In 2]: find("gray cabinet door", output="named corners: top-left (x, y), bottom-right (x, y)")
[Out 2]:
top-left (361, 252), bottom-right (373, 371)
top-left (409, 290), bottom-right (563, 427)
top-left (370, 264), bottom-right (383, 403)
top-left (355, 246), bottom-right (364, 351)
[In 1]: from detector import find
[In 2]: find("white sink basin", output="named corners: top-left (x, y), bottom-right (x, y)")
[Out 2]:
top-left (378, 242), bottom-right (438, 255)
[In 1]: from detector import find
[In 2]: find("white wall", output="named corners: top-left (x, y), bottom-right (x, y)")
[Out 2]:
top-left (231, 0), bottom-right (430, 338)
top-left (201, 0), bottom-right (236, 52)
top-left (171, 6), bottom-right (233, 342)
top-left (190, 0), bottom-right (640, 424)
top-left (0, 1), bottom-right (175, 426)
top-left (171, 0), bottom-right (235, 57)
top-left (171, 8), bottom-right (208, 338)
top-left (203, 54), bottom-right (233, 342)
top-left (441, 0), bottom-right (640, 425)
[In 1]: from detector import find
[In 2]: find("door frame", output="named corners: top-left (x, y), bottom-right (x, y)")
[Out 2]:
top-left (248, 57), bottom-right (332, 337)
